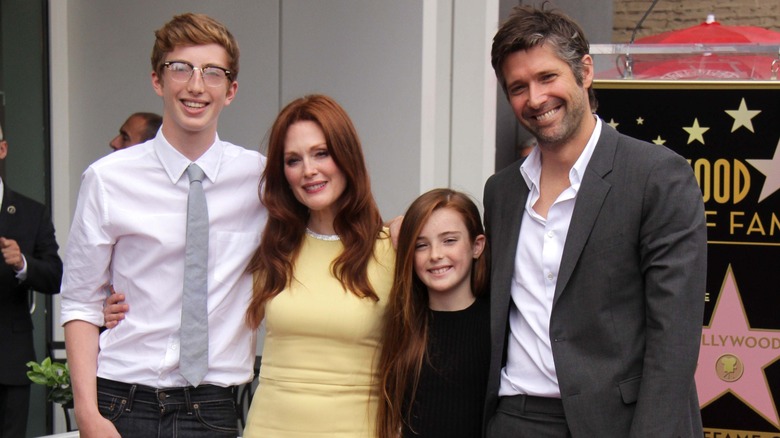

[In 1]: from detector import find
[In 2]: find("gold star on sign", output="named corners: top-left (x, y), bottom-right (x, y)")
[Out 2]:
top-left (725, 98), bottom-right (761, 133)
top-left (652, 135), bottom-right (666, 145)
top-left (683, 118), bottom-right (709, 145)
top-left (608, 118), bottom-right (619, 129)
top-left (636, 117), bottom-right (644, 125)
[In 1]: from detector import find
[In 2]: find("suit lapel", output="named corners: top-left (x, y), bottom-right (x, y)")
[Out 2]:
top-left (491, 168), bottom-right (528, 337)
top-left (0, 186), bottom-right (11, 235)
top-left (553, 124), bottom-right (617, 306)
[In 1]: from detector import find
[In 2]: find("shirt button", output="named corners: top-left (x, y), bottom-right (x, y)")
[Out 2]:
top-left (547, 231), bottom-right (554, 238)
top-left (547, 272), bottom-right (553, 280)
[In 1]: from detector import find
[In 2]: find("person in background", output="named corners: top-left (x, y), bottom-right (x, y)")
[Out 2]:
top-left (242, 94), bottom-right (394, 437)
top-left (516, 135), bottom-right (537, 159)
top-left (61, 13), bottom-right (266, 438)
top-left (0, 121), bottom-right (63, 438)
top-left (377, 188), bottom-right (490, 438)
top-left (483, 5), bottom-right (707, 437)
top-left (109, 111), bottom-right (162, 151)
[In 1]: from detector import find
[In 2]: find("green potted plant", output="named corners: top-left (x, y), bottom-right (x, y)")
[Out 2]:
top-left (27, 357), bottom-right (76, 431)
top-left (26, 357), bottom-right (73, 406)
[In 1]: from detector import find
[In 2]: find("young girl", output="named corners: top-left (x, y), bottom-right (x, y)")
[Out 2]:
top-left (377, 188), bottom-right (490, 438)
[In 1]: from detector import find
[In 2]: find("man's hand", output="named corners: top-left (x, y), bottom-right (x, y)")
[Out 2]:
top-left (103, 287), bottom-right (128, 329)
top-left (0, 237), bottom-right (24, 271)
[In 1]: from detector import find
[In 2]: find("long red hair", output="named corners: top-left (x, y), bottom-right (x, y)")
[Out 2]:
top-left (245, 95), bottom-right (383, 328)
top-left (376, 189), bottom-right (489, 437)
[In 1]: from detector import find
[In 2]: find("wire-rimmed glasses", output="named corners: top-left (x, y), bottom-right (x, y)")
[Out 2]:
top-left (163, 61), bottom-right (231, 87)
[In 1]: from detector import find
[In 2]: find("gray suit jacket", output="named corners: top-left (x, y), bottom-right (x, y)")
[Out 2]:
top-left (483, 123), bottom-right (706, 437)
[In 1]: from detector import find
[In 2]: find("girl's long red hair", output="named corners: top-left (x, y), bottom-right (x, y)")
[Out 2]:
top-left (376, 189), bottom-right (489, 437)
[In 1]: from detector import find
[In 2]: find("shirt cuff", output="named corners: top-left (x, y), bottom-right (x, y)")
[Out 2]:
top-left (14, 254), bottom-right (28, 281)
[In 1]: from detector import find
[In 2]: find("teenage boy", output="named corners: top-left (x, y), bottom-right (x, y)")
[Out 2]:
top-left (61, 13), bottom-right (266, 437)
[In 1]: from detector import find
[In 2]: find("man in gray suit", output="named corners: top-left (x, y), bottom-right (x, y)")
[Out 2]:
top-left (483, 5), bottom-right (706, 437)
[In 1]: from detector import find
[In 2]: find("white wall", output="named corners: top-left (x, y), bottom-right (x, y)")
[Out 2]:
top-left (450, 0), bottom-right (499, 197)
top-left (278, 1), bottom-right (425, 216)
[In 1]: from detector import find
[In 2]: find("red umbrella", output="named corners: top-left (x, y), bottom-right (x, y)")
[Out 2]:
top-left (637, 21), bottom-right (780, 44)
top-left (627, 54), bottom-right (775, 80)
top-left (598, 18), bottom-right (780, 80)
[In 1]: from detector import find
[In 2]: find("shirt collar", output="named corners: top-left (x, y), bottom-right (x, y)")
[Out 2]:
top-left (569, 116), bottom-right (601, 190)
top-left (519, 116), bottom-right (602, 192)
top-left (154, 133), bottom-right (225, 185)
top-left (519, 142), bottom-right (541, 190)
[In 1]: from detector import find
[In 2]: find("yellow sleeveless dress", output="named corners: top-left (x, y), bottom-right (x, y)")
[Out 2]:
top-left (243, 231), bottom-right (394, 437)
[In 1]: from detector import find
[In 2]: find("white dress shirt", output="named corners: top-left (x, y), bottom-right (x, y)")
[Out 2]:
top-left (499, 117), bottom-right (601, 398)
top-left (61, 133), bottom-right (267, 388)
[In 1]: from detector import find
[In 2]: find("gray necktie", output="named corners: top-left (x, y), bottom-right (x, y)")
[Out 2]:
top-left (180, 163), bottom-right (209, 386)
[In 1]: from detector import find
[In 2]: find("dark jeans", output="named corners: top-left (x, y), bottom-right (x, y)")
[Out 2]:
top-left (97, 377), bottom-right (239, 437)
top-left (487, 394), bottom-right (571, 438)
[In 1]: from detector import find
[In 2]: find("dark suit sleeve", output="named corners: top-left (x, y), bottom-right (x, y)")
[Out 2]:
top-left (631, 150), bottom-right (707, 435)
top-left (483, 176), bottom-right (495, 238)
top-left (21, 204), bottom-right (63, 295)
top-left (481, 165), bottom-right (526, 435)
top-left (481, 173), bottom-right (498, 436)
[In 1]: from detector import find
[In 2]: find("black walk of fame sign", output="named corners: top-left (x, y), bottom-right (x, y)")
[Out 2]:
top-left (595, 80), bottom-right (780, 437)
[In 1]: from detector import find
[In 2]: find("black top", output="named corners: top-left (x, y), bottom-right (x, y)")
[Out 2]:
top-left (403, 296), bottom-right (490, 438)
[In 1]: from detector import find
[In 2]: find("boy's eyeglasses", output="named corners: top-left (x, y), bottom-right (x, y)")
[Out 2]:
top-left (163, 61), bottom-right (231, 87)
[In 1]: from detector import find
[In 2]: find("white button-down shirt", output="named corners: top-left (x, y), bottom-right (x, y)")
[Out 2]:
top-left (499, 117), bottom-right (601, 397)
top-left (61, 133), bottom-right (267, 388)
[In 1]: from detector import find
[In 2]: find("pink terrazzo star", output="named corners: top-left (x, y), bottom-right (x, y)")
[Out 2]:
top-left (696, 266), bottom-right (780, 427)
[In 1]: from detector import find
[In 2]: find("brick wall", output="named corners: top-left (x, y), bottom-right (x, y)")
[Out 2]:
top-left (613, 0), bottom-right (780, 43)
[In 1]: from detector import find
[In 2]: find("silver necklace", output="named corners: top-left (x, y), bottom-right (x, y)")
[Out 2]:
top-left (305, 228), bottom-right (340, 241)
